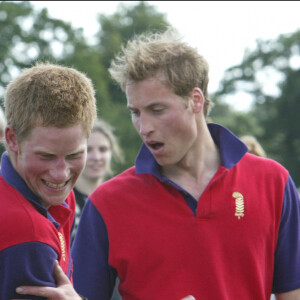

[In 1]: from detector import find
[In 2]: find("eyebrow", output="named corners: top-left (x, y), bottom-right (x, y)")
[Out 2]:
top-left (35, 146), bottom-right (86, 156)
top-left (69, 147), bottom-right (86, 155)
top-left (127, 102), bottom-right (163, 110)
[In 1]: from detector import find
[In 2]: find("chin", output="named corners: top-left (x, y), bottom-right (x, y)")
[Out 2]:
top-left (89, 176), bottom-right (103, 181)
top-left (50, 197), bottom-right (69, 206)
top-left (88, 172), bottom-right (104, 178)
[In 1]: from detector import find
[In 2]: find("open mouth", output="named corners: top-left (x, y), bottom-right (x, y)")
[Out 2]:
top-left (148, 142), bottom-right (164, 150)
top-left (43, 180), bottom-right (68, 189)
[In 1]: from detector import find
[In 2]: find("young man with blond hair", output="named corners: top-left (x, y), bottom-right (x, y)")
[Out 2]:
top-left (74, 28), bottom-right (300, 300)
top-left (1, 62), bottom-right (96, 299)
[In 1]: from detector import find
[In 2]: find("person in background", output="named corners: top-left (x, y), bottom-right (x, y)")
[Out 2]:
top-left (72, 119), bottom-right (124, 240)
top-left (2, 62), bottom-right (96, 300)
top-left (15, 28), bottom-right (300, 300)
top-left (240, 134), bottom-right (266, 157)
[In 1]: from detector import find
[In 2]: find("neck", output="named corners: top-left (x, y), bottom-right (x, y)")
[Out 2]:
top-left (162, 121), bottom-right (220, 193)
top-left (75, 175), bottom-right (103, 196)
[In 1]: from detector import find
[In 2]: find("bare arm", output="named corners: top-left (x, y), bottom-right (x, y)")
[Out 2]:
top-left (276, 289), bottom-right (300, 300)
top-left (12, 260), bottom-right (83, 300)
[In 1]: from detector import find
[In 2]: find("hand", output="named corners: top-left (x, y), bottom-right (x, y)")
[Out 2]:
top-left (12, 260), bottom-right (82, 300)
top-left (181, 296), bottom-right (196, 300)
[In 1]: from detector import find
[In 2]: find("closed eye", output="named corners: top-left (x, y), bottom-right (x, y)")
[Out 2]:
top-left (39, 154), bottom-right (55, 160)
top-left (152, 107), bottom-right (164, 113)
top-left (148, 103), bottom-right (165, 114)
top-left (67, 152), bottom-right (84, 160)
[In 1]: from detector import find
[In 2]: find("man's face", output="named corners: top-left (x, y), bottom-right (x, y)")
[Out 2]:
top-left (126, 76), bottom-right (199, 167)
top-left (81, 131), bottom-right (112, 181)
top-left (11, 125), bottom-right (87, 208)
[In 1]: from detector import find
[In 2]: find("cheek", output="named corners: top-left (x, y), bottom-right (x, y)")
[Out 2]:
top-left (86, 153), bottom-right (94, 162)
top-left (76, 158), bottom-right (87, 173)
top-left (169, 116), bottom-right (197, 141)
top-left (68, 157), bottom-right (87, 177)
top-left (105, 152), bottom-right (112, 163)
top-left (19, 156), bottom-right (46, 176)
top-left (131, 117), bottom-right (140, 131)
top-left (162, 115), bottom-right (185, 135)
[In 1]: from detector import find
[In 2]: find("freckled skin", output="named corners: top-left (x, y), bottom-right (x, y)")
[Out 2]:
top-left (7, 125), bottom-right (87, 208)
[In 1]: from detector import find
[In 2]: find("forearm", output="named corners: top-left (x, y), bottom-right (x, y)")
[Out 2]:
top-left (276, 289), bottom-right (300, 300)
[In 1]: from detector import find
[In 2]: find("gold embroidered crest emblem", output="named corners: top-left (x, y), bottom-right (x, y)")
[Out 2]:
top-left (58, 232), bottom-right (66, 261)
top-left (232, 192), bottom-right (244, 219)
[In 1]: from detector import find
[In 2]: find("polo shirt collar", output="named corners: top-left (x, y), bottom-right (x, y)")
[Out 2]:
top-left (135, 123), bottom-right (247, 176)
top-left (0, 151), bottom-right (70, 228)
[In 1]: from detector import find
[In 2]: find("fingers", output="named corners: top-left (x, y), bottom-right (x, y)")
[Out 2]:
top-left (181, 296), bottom-right (196, 300)
top-left (15, 285), bottom-right (52, 297)
top-left (14, 261), bottom-right (63, 297)
top-left (53, 260), bottom-right (70, 285)
top-left (14, 261), bottom-right (83, 300)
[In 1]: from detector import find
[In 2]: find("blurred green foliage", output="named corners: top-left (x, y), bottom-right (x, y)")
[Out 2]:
top-left (214, 30), bottom-right (300, 185)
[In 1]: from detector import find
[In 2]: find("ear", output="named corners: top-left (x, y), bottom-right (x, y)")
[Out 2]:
top-left (5, 126), bottom-right (19, 153)
top-left (190, 88), bottom-right (204, 113)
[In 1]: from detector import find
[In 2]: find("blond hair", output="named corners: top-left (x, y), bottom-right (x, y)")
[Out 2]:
top-left (240, 135), bottom-right (266, 157)
top-left (4, 62), bottom-right (97, 143)
top-left (109, 28), bottom-right (212, 117)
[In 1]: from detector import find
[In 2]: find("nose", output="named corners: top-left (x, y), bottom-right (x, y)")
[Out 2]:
top-left (49, 158), bottom-right (70, 182)
top-left (138, 113), bottom-right (154, 136)
top-left (88, 148), bottom-right (102, 161)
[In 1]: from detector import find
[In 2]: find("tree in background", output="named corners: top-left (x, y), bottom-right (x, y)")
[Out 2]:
top-left (0, 1), bottom-right (169, 172)
top-left (209, 95), bottom-right (265, 139)
top-left (0, 1), bottom-right (90, 94)
top-left (215, 30), bottom-right (300, 185)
